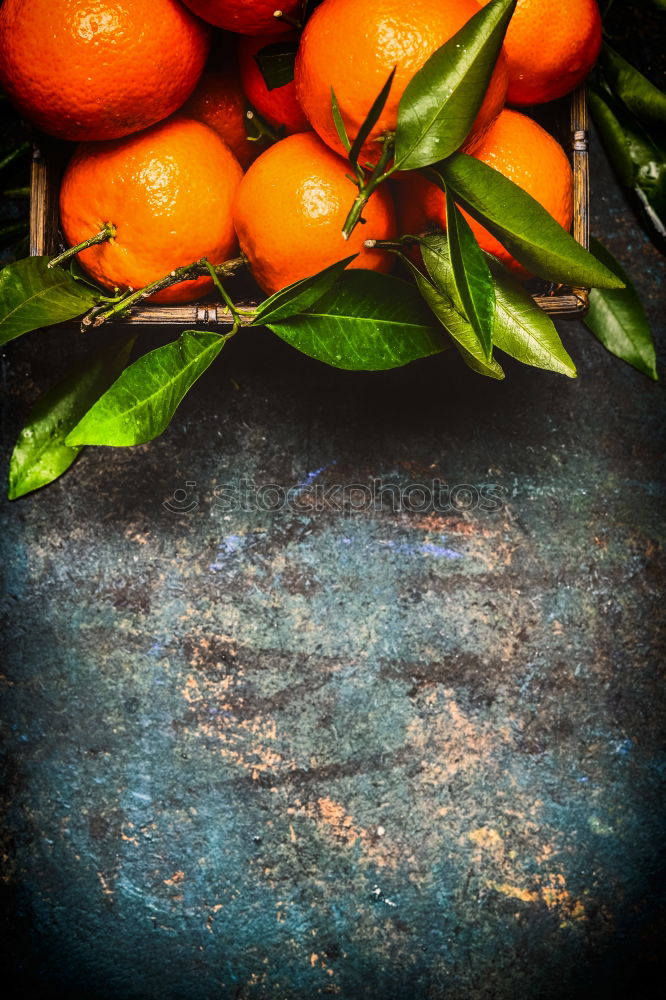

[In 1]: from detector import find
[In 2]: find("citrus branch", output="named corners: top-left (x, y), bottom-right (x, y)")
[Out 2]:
top-left (81, 255), bottom-right (248, 329)
top-left (341, 133), bottom-right (395, 240)
top-left (202, 259), bottom-right (242, 325)
top-left (48, 223), bottom-right (116, 268)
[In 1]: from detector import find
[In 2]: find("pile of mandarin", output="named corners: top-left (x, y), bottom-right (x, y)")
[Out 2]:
top-left (0, 0), bottom-right (602, 302)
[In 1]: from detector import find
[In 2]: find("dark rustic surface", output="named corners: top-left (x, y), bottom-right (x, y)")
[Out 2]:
top-left (1, 120), bottom-right (666, 1000)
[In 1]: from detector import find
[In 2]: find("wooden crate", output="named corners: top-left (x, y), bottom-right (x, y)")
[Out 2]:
top-left (29, 89), bottom-right (590, 325)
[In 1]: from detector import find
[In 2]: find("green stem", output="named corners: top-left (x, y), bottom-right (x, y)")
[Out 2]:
top-left (0, 140), bottom-right (30, 174)
top-left (245, 107), bottom-right (280, 144)
top-left (81, 255), bottom-right (248, 329)
top-left (48, 223), bottom-right (116, 269)
top-left (342, 135), bottom-right (395, 241)
top-left (3, 186), bottom-right (30, 198)
top-left (203, 259), bottom-right (241, 323)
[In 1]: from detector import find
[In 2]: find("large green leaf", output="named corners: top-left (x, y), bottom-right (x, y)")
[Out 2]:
top-left (446, 190), bottom-right (494, 360)
top-left (434, 155), bottom-right (625, 289)
top-left (394, 0), bottom-right (515, 171)
top-left (266, 270), bottom-right (446, 370)
top-left (0, 256), bottom-right (101, 345)
top-left (584, 238), bottom-right (658, 380)
top-left (8, 335), bottom-right (136, 499)
top-left (420, 233), bottom-right (574, 377)
top-left (252, 255), bottom-right (357, 324)
top-left (66, 330), bottom-right (226, 447)
top-left (600, 44), bottom-right (666, 126)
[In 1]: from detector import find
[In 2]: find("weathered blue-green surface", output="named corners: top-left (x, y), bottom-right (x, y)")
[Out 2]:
top-left (1, 138), bottom-right (665, 999)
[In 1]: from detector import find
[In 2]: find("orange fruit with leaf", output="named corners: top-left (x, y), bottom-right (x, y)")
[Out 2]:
top-left (233, 132), bottom-right (397, 294)
top-left (295, 0), bottom-right (509, 164)
top-left (398, 108), bottom-right (574, 276)
top-left (59, 118), bottom-right (243, 304)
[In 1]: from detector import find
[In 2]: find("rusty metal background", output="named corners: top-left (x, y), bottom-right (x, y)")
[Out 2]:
top-left (2, 123), bottom-right (665, 1000)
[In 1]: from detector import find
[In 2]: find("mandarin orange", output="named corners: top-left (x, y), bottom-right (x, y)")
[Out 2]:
top-left (0, 0), bottom-right (210, 142)
top-left (233, 132), bottom-right (397, 294)
top-left (59, 118), bottom-right (243, 304)
top-left (183, 62), bottom-right (262, 169)
top-left (295, 0), bottom-right (508, 164)
top-left (480, 0), bottom-right (602, 105)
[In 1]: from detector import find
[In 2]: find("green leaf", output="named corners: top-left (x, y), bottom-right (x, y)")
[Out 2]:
top-left (434, 155), bottom-right (625, 289)
top-left (446, 189), bottom-right (494, 360)
top-left (66, 330), bottom-right (226, 447)
top-left (584, 238), bottom-right (658, 380)
top-left (588, 79), bottom-right (666, 253)
top-left (416, 268), bottom-right (504, 378)
top-left (490, 263), bottom-right (576, 377)
top-left (348, 67), bottom-right (396, 169)
top-left (266, 270), bottom-right (446, 370)
top-left (331, 87), bottom-right (351, 153)
top-left (600, 44), bottom-right (666, 126)
top-left (254, 40), bottom-right (298, 91)
top-left (414, 238), bottom-right (505, 378)
top-left (252, 254), bottom-right (357, 324)
top-left (0, 256), bottom-right (101, 345)
top-left (586, 83), bottom-right (635, 186)
top-left (408, 239), bottom-right (503, 377)
top-left (393, 0), bottom-right (515, 170)
top-left (419, 233), bottom-right (575, 377)
top-left (8, 335), bottom-right (136, 499)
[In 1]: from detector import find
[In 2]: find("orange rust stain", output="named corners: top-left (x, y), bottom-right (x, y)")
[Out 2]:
top-left (97, 871), bottom-right (114, 898)
top-left (489, 881), bottom-right (539, 904)
top-left (285, 797), bottom-right (400, 870)
top-left (468, 827), bottom-right (504, 854)
top-left (488, 873), bottom-right (587, 925)
top-left (312, 797), bottom-right (361, 847)
top-left (164, 870), bottom-right (185, 886)
top-left (178, 670), bottom-right (297, 779)
top-left (406, 690), bottom-right (504, 785)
